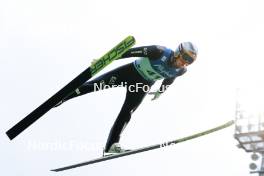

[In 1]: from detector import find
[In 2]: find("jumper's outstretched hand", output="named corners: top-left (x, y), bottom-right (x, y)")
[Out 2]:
top-left (148, 91), bottom-right (162, 101)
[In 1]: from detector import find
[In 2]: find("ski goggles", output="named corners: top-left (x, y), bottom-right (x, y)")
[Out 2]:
top-left (180, 52), bottom-right (195, 64)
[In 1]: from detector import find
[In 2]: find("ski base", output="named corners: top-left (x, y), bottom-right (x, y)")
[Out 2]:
top-left (6, 36), bottom-right (136, 140)
top-left (51, 120), bottom-right (234, 172)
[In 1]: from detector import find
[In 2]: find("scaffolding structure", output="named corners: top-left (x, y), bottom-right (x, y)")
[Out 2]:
top-left (234, 91), bottom-right (264, 175)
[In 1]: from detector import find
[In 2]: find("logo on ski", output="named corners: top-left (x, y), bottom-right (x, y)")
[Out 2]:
top-left (90, 36), bottom-right (136, 76)
top-left (6, 36), bottom-right (136, 140)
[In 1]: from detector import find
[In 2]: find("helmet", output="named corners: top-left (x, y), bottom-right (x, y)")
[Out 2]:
top-left (175, 42), bottom-right (198, 64)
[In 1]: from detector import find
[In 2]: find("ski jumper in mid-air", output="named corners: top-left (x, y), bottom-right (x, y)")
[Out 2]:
top-left (54, 42), bottom-right (198, 155)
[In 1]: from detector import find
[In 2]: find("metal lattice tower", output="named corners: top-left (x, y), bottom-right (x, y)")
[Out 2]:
top-left (234, 89), bottom-right (264, 175)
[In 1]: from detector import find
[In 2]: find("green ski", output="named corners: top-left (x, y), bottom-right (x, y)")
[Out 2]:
top-left (51, 120), bottom-right (234, 172)
top-left (6, 36), bottom-right (136, 140)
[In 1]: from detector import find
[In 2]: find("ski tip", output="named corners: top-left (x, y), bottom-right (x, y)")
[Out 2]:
top-left (126, 35), bottom-right (136, 42)
top-left (227, 120), bottom-right (235, 126)
top-left (50, 169), bottom-right (59, 172)
top-left (127, 35), bottom-right (134, 39)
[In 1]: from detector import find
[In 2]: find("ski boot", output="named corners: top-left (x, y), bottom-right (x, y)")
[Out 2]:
top-left (103, 143), bottom-right (131, 156)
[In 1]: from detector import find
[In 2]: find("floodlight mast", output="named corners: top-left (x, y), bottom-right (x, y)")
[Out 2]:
top-left (234, 90), bottom-right (264, 175)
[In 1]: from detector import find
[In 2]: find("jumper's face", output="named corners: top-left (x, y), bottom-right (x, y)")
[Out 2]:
top-left (171, 47), bottom-right (197, 68)
top-left (171, 54), bottom-right (189, 68)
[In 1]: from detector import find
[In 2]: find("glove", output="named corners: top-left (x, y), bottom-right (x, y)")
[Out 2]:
top-left (149, 91), bottom-right (162, 101)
